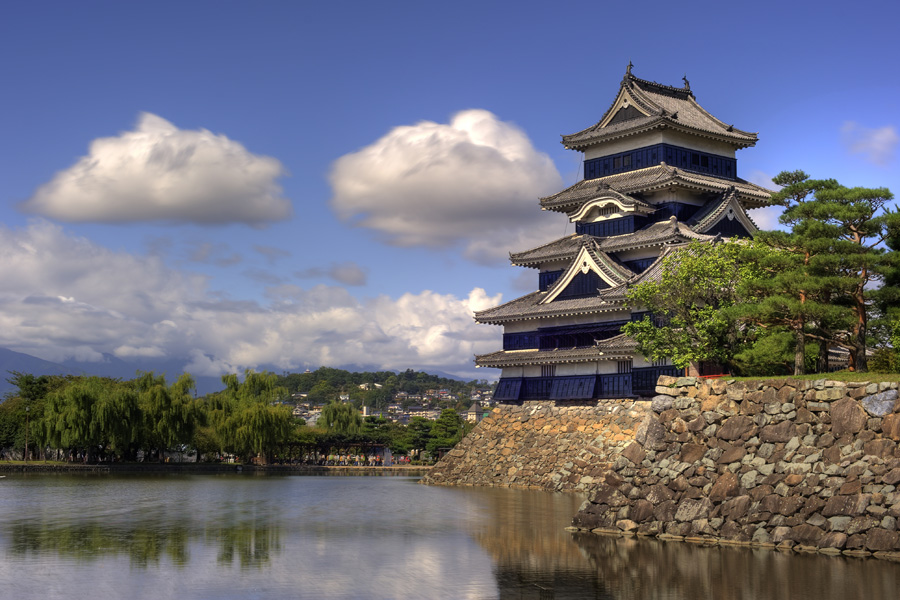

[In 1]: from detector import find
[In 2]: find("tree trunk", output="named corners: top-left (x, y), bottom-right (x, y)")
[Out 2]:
top-left (794, 330), bottom-right (806, 376)
top-left (817, 340), bottom-right (829, 374)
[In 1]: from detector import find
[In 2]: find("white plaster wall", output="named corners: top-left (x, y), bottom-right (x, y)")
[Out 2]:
top-left (523, 365), bottom-right (543, 377)
top-left (503, 322), bottom-right (539, 334)
top-left (557, 362), bottom-right (603, 376)
top-left (581, 130), bottom-right (737, 161)
top-left (500, 367), bottom-right (524, 378)
top-left (633, 355), bottom-right (653, 368)
top-left (596, 361), bottom-right (619, 374)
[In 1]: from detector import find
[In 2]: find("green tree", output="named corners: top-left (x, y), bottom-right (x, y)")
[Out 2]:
top-left (42, 376), bottom-right (139, 460)
top-left (751, 171), bottom-right (897, 372)
top-left (426, 409), bottom-right (465, 456)
top-left (134, 372), bottom-right (201, 461)
top-left (319, 401), bottom-right (362, 435)
top-left (622, 240), bottom-right (760, 372)
top-left (218, 371), bottom-right (293, 463)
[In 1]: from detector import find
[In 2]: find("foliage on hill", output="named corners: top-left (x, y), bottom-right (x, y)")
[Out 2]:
top-left (276, 367), bottom-right (492, 409)
top-left (1, 370), bottom-right (472, 464)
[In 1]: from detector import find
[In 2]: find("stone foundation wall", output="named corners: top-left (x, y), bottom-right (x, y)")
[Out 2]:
top-left (572, 377), bottom-right (900, 557)
top-left (423, 400), bottom-right (650, 492)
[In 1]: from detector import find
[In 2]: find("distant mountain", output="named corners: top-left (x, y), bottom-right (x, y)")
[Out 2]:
top-left (0, 348), bottom-right (78, 395)
top-left (0, 347), bottom-right (475, 399)
top-left (0, 348), bottom-right (226, 397)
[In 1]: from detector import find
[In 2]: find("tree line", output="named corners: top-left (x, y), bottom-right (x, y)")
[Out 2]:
top-left (276, 367), bottom-right (490, 410)
top-left (623, 170), bottom-right (899, 376)
top-left (0, 371), bottom-right (470, 464)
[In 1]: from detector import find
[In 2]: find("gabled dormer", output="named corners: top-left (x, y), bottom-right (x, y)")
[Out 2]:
top-left (541, 245), bottom-right (634, 303)
top-left (562, 64), bottom-right (758, 182)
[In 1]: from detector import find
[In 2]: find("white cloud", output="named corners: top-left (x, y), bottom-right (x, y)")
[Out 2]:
top-left (841, 121), bottom-right (898, 166)
top-left (0, 222), bottom-right (501, 379)
top-left (21, 113), bottom-right (292, 225)
top-left (329, 109), bottom-right (567, 264)
top-left (295, 262), bottom-right (368, 286)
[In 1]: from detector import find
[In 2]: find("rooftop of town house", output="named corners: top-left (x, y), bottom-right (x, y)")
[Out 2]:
top-left (562, 65), bottom-right (758, 151)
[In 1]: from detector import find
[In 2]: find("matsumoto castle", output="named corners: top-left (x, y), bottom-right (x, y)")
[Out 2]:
top-left (475, 65), bottom-right (771, 401)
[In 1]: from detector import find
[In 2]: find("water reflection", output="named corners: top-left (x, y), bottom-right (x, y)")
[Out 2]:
top-left (569, 533), bottom-right (900, 600)
top-left (1, 474), bottom-right (898, 600)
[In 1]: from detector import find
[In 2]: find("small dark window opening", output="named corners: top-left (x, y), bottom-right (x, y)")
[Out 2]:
top-left (623, 155), bottom-right (631, 167)
top-left (691, 153), bottom-right (700, 166)
top-left (700, 155), bottom-right (709, 168)
top-left (613, 157), bottom-right (622, 169)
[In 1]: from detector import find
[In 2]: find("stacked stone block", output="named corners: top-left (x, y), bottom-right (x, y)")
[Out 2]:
top-left (423, 400), bottom-right (650, 492)
top-left (572, 377), bottom-right (900, 557)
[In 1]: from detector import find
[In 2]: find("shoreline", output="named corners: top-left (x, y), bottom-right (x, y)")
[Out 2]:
top-left (0, 462), bottom-right (433, 476)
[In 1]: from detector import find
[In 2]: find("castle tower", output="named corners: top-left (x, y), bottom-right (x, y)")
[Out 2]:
top-left (475, 66), bottom-right (770, 401)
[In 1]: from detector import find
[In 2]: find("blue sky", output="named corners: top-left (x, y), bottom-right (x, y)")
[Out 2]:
top-left (1, 0), bottom-right (898, 380)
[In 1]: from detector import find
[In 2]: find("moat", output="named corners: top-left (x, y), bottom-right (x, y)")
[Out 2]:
top-left (1, 473), bottom-right (898, 599)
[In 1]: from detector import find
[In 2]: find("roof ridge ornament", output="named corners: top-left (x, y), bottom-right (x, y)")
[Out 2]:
top-left (682, 74), bottom-right (690, 91)
top-left (626, 61), bottom-right (633, 76)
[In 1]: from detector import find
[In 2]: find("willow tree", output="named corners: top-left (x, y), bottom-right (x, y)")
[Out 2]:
top-left (319, 401), bottom-right (362, 435)
top-left (134, 372), bottom-right (201, 461)
top-left (42, 377), bottom-right (139, 460)
top-left (218, 371), bottom-right (292, 463)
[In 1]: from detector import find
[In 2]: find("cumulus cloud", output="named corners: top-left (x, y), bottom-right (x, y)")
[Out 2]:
top-left (841, 122), bottom-right (898, 166)
top-left (329, 109), bottom-right (567, 264)
top-left (0, 222), bottom-right (500, 379)
top-left (295, 262), bottom-right (368, 286)
top-left (21, 113), bottom-right (292, 225)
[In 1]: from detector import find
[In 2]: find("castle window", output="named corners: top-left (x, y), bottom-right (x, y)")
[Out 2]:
top-left (617, 360), bottom-right (633, 373)
top-left (541, 365), bottom-right (556, 378)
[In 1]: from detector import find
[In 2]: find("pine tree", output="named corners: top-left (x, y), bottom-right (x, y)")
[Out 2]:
top-left (742, 171), bottom-right (897, 373)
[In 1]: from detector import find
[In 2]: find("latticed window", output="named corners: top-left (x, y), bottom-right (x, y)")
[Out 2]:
top-left (541, 365), bottom-right (556, 378)
top-left (652, 358), bottom-right (669, 367)
top-left (617, 360), bottom-right (633, 373)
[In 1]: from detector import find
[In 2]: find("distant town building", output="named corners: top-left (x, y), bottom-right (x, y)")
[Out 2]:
top-left (475, 65), bottom-right (770, 401)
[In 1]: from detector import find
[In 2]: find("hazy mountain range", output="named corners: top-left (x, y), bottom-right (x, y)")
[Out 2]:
top-left (0, 347), bottom-right (468, 398)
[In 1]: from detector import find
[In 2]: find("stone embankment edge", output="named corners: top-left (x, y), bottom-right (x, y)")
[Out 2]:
top-left (570, 377), bottom-right (900, 561)
top-left (0, 463), bottom-right (431, 476)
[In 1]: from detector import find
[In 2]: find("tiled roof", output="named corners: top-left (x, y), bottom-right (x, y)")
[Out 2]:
top-left (585, 245), bottom-right (635, 284)
top-left (474, 335), bottom-right (638, 368)
top-left (688, 189), bottom-right (759, 234)
top-left (594, 333), bottom-right (639, 353)
top-left (598, 218), bottom-right (714, 252)
top-left (562, 69), bottom-right (758, 150)
top-left (509, 219), bottom-right (716, 267)
top-left (474, 290), bottom-right (627, 325)
top-left (510, 234), bottom-right (587, 266)
top-left (540, 164), bottom-right (772, 212)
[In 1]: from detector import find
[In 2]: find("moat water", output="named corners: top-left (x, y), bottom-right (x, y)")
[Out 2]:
top-left (1, 473), bottom-right (898, 599)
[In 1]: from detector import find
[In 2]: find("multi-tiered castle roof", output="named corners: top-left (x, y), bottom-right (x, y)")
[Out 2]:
top-left (475, 66), bottom-right (770, 401)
